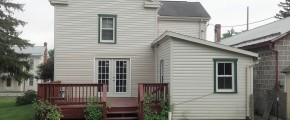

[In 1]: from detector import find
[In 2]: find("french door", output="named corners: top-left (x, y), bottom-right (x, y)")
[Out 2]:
top-left (95, 58), bottom-right (130, 97)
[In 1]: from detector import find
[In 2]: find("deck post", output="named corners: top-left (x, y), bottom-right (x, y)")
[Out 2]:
top-left (102, 84), bottom-right (107, 120)
top-left (138, 84), bottom-right (144, 120)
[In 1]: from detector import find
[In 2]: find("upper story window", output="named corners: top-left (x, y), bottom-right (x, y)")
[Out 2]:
top-left (98, 14), bottom-right (117, 43)
top-left (29, 59), bottom-right (34, 70)
top-left (29, 77), bottom-right (33, 86)
top-left (160, 60), bottom-right (164, 83)
top-left (213, 58), bottom-right (238, 93)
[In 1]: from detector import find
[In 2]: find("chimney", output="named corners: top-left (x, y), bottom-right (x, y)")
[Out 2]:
top-left (44, 42), bottom-right (48, 64)
top-left (214, 24), bottom-right (221, 43)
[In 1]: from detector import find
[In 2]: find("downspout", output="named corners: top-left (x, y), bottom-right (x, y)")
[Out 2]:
top-left (268, 43), bottom-right (279, 120)
top-left (246, 58), bottom-right (259, 119)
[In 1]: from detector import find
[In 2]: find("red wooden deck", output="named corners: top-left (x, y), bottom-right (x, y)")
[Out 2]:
top-left (37, 81), bottom-right (168, 120)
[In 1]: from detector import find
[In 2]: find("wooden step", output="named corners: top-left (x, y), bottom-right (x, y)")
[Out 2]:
top-left (108, 106), bottom-right (138, 112)
top-left (106, 117), bottom-right (138, 120)
top-left (107, 111), bottom-right (138, 114)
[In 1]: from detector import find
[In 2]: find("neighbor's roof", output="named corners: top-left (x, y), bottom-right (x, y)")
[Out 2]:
top-left (152, 31), bottom-right (258, 57)
top-left (13, 46), bottom-right (46, 56)
top-left (220, 17), bottom-right (290, 48)
top-left (158, 1), bottom-right (210, 18)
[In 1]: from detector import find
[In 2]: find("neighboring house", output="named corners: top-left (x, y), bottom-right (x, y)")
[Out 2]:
top-left (49, 0), bottom-right (257, 119)
top-left (0, 43), bottom-right (48, 92)
top-left (220, 17), bottom-right (290, 117)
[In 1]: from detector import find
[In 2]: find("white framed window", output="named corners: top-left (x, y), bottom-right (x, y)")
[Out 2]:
top-left (29, 77), bottom-right (33, 86)
top-left (160, 60), bottom-right (164, 83)
top-left (29, 59), bottom-right (34, 70)
top-left (214, 58), bottom-right (237, 93)
top-left (6, 79), bottom-right (11, 87)
top-left (99, 14), bottom-right (117, 43)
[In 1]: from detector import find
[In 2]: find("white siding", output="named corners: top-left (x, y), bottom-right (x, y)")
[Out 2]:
top-left (158, 20), bottom-right (207, 39)
top-left (155, 39), bottom-right (171, 83)
top-left (54, 0), bottom-right (157, 97)
top-left (171, 38), bottom-right (252, 119)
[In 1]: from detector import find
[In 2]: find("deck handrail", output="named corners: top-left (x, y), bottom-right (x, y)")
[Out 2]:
top-left (37, 81), bottom-right (107, 120)
top-left (138, 83), bottom-right (169, 120)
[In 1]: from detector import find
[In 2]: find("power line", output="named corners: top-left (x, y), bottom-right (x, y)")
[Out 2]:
top-left (173, 92), bottom-right (213, 106)
top-left (209, 16), bottom-right (276, 28)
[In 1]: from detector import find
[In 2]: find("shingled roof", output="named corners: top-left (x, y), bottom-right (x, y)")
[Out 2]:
top-left (13, 46), bottom-right (46, 56)
top-left (158, 1), bottom-right (210, 18)
top-left (220, 17), bottom-right (290, 48)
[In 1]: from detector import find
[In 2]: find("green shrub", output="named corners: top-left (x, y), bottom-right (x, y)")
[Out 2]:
top-left (16, 90), bottom-right (36, 106)
top-left (34, 100), bottom-right (62, 120)
top-left (85, 102), bottom-right (102, 120)
top-left (144, 93), bottom-right (170, 120)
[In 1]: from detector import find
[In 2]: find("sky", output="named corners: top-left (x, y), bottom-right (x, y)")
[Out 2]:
top-left (14, 0), bottom-right (282, 50)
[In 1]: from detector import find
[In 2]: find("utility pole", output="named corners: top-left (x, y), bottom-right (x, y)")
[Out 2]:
top-left (247, 6), bottom-right (249, 31)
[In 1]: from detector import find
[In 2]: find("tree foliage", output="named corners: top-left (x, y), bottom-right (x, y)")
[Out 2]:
top-left (36, 49), bottom-right (54, 82)
top-left (222, 28), bottom-right (239, 39)
top-left (275, 0), bottom-right (290, 19)
top-left (0, 0), bottom-right (33, 82)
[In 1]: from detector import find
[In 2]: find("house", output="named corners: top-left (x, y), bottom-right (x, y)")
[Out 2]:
top-left (220, 17), bottom-right (290, 118)
top-left (0, 42), bottom-right (48, 94)
top-left (45, 0), bottom-right (258, 119)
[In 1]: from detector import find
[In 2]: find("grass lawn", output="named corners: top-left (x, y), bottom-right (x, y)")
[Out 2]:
top-left (0, 96), bottom-right (34, 120)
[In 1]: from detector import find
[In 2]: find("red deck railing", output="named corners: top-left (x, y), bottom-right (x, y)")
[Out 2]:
top-left (37, 81), bottom-right (107, 120)
top-left (138, 83), bottom-right (169, 120)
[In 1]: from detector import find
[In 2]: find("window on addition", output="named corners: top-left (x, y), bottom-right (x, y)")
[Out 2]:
top-left (213, 58), bottom-right (238, 93)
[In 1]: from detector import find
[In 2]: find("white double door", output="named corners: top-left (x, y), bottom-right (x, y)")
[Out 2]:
top-left (95, 58), bottom-right (130, 97)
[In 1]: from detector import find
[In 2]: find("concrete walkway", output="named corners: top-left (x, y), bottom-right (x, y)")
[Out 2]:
top-left (0, 92), bottom-right (23, 96)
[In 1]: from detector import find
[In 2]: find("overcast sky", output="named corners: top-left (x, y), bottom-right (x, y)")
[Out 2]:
top-left (15, 0), bottom-right (282, 50)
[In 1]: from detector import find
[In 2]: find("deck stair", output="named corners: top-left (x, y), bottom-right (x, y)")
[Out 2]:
top-left (106, 98), bottom-right (139, 120)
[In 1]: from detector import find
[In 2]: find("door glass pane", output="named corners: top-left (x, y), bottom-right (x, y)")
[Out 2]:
top-left (98, 60), bottom-right (109, 92)
top-left (116, 61), bottom-right (127, 92)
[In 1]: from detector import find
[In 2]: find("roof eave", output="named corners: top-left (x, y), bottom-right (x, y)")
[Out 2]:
top-left (49, 0), bottom-right (69, 6)
top-left (158, 16), bottom-right (210, 22)
top-left (152, 31), bottom-right (258, 58)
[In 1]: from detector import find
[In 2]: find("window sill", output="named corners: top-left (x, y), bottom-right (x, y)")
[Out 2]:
top-left (214, 91), bottom-right (237, 94)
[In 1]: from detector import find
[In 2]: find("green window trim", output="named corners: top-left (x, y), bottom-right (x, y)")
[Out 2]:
top-left (213, 58), bottom-right (238, 93)
top-left (98, 14), bottom-right (117, 44)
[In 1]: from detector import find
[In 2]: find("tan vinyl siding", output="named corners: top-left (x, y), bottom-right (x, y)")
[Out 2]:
top-left (171, 38), bottom-right (252, 119)
top-left (54, 0), bottom-right (157, 97)
top-left (155, 39), bottom-right (171, 83)
top-left (158, 20), bottom-right (207, 39)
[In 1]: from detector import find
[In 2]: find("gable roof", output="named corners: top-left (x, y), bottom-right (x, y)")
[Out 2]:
top-left (158, 1), bottom-right (210, 18)
top-left (220, 17), bottom-right (290, 48)
top-left (13, 46), bottom-right (46, 56)
top-left (152, 31), bottom-right (258, 57)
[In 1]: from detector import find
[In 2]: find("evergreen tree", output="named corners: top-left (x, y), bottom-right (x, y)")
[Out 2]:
top-left (275, 0), bottom-right (290, 19)
top-left (0, 0), bottom-right (33, 82)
